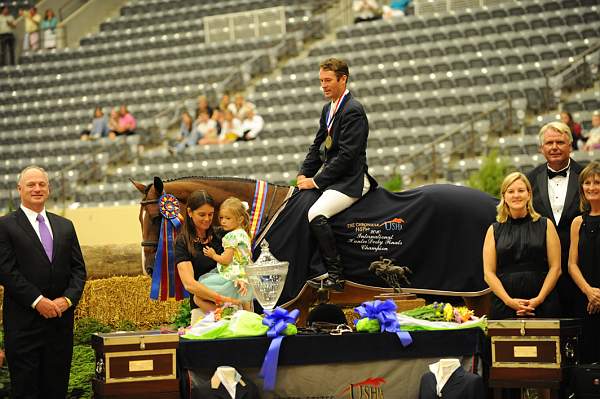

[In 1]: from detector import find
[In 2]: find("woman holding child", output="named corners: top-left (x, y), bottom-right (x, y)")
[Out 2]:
top-left (483, 172), bottom-right (562, 319)
top-left (175, 190), bottom-right (241, 324)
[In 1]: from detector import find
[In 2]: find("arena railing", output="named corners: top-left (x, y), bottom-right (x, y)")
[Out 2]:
top-left (396, 97), bottom-right (520, 184)
top-left (544, 41), bottom-right (600, 113)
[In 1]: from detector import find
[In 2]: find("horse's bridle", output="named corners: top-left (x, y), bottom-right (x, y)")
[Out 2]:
top-left (140, 197), bottom-right (160, 248)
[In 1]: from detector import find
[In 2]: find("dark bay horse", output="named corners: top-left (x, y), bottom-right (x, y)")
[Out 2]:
top-left (133, 176), bottom-right (496, 318)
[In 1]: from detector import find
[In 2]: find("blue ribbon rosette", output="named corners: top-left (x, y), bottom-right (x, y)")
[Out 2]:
top-left (150, 193), bottom-right (187, 300)
top-left (354, 299), bottom-right (413, 347)
top-left (259, 307), bottom-right (299, 391)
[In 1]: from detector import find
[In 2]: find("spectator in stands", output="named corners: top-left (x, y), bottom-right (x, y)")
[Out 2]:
top-left (0, 6), bottom-right (16, 66)
top-left (80, 107), bottom-right (109, 141)
top-left (527, 121), bottom-right (584, 318)
top-left (200, 110), bottom-right (239, 145)
top-left (40, 9), bottom-right (58, 50)
top-left (561, 111), bottom-right (584, 150)
top-left (218, 93), bottom-right (231, 113)
top-left (172, 110), bottom-right (195, 153)
top-left (211, 109), bottom-right (224, 137)
top-left (195, 95), bottom-right (213, 119)
top-left (353, 0), bottom-right (382, 23)
top-left (109, 105), bottom-right (136, 139)
top-left (483, 172), bottom-right (562, 319)
top-left (107, 108), bottom-right (119, 136)
top-left (195, 111), bottom-right (218, 143)
top-left (220, 110), bottom-right (242, 143)
top-left (583, 111), bottom-right (600, 151)
top-left (383, 0), bottom-right (412, 19)
top-left (228, 93), bottom-right (255, 120)
top-left (239, 106), bottom-right (264, 141)
top-left (20, 7), bottom-right (41, 52)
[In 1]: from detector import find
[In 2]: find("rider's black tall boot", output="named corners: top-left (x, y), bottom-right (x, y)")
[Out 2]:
top-left (308, 215), bottom-right (345, 292)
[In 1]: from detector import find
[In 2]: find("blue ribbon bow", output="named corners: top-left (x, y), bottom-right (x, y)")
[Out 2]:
top-left (354, 299), bottom-right (412, 347)
top-left (259, 307), bottom-right (299, 391)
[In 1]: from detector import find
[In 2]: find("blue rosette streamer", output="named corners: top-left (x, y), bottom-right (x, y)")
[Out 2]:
top-left (150, 193), bottom-right (187, 300)
top-left (259, 307), bottom-right (299, 391)
top-left (354, 299), bottom-right (413, 347)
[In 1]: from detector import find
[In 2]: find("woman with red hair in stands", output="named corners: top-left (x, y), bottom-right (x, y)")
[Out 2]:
top-left (561, 111), bottom-right (584, 150)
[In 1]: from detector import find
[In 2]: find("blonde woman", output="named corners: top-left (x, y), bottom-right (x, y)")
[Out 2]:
top-left (483, 172), bottom-right (562, 319)
top-left (568, 161), bottom-right (600, 363)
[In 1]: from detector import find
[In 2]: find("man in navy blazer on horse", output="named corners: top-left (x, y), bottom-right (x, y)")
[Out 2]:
top-left (0, 165), bottom-right (86, 399)
top-left (297, 58), bottom-right (377, 291)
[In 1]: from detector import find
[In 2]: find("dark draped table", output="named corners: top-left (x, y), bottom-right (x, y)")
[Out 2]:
top-left (178, 328), bottom-right (487, 398)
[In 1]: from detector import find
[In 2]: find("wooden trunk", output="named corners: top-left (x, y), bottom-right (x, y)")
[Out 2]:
top-left (488, 318), bottom-right (581, 389)
top-left (91, 330), bottom-right (180, 399)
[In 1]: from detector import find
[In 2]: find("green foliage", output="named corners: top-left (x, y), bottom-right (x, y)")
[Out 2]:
top-left (73, 318), bottom-right (111, 346)
top-left (115, 319), bottom-right (137, 332)
top-left (172, 298), bottom-right (191, 328)
top-left (382, 175), bottom-right (404, 192)
top-left (466, 150), bottom-right (512, 198)
top-left (67, 345), bottom-right (95, 399)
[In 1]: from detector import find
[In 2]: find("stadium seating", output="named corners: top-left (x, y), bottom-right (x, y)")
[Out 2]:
top-left (1, 0), bottom-right (599, 208)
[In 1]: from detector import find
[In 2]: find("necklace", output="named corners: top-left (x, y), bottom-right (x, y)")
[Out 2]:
top-left (193, 234), bottom-right (209, 244)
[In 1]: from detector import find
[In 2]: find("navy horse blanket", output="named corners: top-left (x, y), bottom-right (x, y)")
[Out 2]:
top-left (254, 184), bottom-right (498, 305)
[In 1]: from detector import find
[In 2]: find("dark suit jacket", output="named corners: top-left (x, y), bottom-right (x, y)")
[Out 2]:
top-left (527, 159), bottom-right (583, 270)
top-left (299, 91), bottom-right (377, 197)
top-left (419, 368), bottom-right (485, 399)
top-left (0, 208), bottom-right (86, 336)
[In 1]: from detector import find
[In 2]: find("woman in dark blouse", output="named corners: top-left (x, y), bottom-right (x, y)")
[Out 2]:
top-left (483, 172), bottom-right (562, 319)
top-left (568, 161), bottom-right (600, 362)
top-left (175, 190), bottom-right (239, 324)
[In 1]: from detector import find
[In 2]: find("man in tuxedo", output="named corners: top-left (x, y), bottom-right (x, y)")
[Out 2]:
top-left (297, 58), bottom-right (377, 291)
top-left (0, 166), bottom-right (86, 399)
top-left (527, 122), bottom-right (583, 317)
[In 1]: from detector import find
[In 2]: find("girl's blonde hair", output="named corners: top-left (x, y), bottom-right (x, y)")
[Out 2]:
top-left (220, 197), bottom-right (250, 235)
top-left (496, 172), bottom-right (541, 223)
top-left (579, 161), bottom-right (600, 212)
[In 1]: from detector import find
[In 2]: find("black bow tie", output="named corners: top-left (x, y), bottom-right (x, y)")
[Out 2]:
top-left (547, 168), bottom-right (568, 179)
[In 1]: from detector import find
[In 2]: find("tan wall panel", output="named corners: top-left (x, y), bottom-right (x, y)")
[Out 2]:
top-left (58, 205), bottom-right (141, 246)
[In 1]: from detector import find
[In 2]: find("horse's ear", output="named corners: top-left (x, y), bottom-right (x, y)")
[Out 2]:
top-left (130, 178), bottom-right (147, 194)
top-left (153, 176), bottom-right (164, 194)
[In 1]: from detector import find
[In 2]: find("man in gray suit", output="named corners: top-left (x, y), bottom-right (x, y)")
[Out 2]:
top-left (527, 122), bottom-right (583, 317)
top-left (0, 166), bottom-right (86, 399)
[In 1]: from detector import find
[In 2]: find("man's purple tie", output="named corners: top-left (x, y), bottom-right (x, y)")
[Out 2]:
top-left (36, 214), bottom-right (53, 260)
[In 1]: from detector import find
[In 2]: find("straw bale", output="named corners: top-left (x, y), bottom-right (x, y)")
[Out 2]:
top-left (75, 275), bottom-right (181, 329)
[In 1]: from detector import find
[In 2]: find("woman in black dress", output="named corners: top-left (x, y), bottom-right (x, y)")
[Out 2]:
top-left (175, 190), bottom-right (239, 325)
top-left (568, 161), bottom-right (600, 363)
top-left (483, 172), bottom-right (562, 319)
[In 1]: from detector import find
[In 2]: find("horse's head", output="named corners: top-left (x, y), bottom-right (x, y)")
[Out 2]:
top-left (132, 174), bottom-right (290, 274)
top-left (132, 176), bottom-right (169, 275)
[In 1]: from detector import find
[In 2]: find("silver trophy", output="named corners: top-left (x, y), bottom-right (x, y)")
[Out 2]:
top-left (247, 241), bottom-right (289, 312)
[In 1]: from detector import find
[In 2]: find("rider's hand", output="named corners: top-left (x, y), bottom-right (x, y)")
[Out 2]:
top-left (297, 178), bottom-right (316, 190)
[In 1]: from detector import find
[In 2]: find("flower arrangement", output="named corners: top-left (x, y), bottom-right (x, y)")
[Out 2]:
top-left (402, 302), bottom-right (475, 324)
top-left (213, 302), bottom-right (240, 321)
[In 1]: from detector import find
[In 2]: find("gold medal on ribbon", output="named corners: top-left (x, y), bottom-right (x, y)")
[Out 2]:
top-left (325, 135), bottom-right (332, 150)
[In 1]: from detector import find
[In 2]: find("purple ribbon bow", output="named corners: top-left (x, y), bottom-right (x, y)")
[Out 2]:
top-left (259, 307), bottom-right (299, 391)
top-left (354, 299), bottom-right (413, 347)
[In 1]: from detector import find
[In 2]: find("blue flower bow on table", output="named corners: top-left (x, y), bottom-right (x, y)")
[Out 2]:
top-left (259, 307), bottom-right (299, 391)
top-left (354, 299), bottom-right (413, 347)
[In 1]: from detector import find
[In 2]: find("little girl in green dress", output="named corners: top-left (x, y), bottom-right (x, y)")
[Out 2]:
top-left (199, 197), bottom-right (253, 311)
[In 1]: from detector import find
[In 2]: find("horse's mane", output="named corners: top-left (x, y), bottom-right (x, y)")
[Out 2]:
top-left (162, 175), bottom-right (291, 188)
